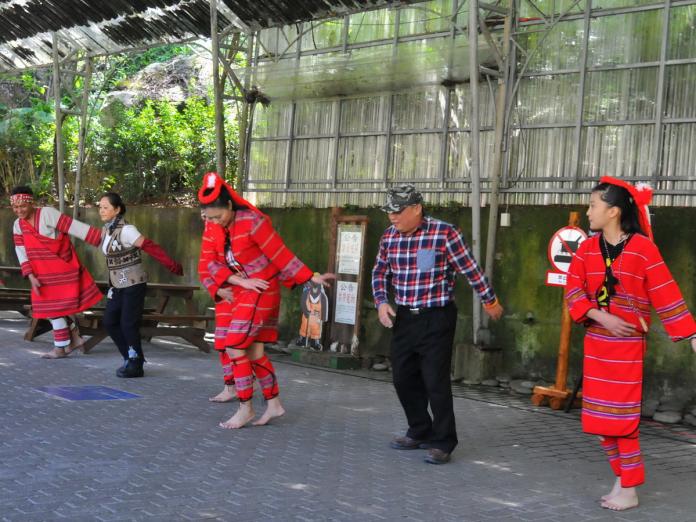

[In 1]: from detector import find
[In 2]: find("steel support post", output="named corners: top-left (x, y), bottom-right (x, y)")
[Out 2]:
top-left (211, 0), bottom-right (226, 177)
top-left (469, 0), bottom-right (483, 344)
top-left (652, 0), bottom-right (672, 184)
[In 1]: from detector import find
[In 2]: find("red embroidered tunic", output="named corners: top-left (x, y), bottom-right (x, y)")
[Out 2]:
top-left (198, 210), bottom-right (313, 350)
top-left (13, 207), bottom-right (103, 318)
top-left (565, 234), bottom-right (696, 437)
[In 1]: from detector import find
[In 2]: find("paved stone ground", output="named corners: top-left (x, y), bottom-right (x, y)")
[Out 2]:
top-left (1, 312), bottom-right (696, 522)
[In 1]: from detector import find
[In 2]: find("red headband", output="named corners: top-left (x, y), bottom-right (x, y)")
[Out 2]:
top-left (197, 172), bottom-right (263, 216)
top-left (10, 193), bottom-right (33, 205)
top-left (599, 176), bottom-right (653, 241)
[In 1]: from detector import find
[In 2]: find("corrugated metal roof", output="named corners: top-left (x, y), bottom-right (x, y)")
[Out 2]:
top-left (0, 0), bottom-right (415, 71)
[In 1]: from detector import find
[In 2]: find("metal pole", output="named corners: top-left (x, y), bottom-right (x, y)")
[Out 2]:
top-left (482, 1), bottom-right (512, 331)
top-left (332, 99), bottom-right (343, 192)
top-left (572, 1), bottom-right (591, 187)
top-left (501, 1), bottom-right (518, 189)
top-left (210, 0), bottom-right (226, 176)
top-left (381, 9), bottom-right (400, 189)
top-left (238, 32), bottom-right (256, 192)
top-left (52, 32), bottom-right (65, 213)
top-left (73, 56), bottom-right (91, 219)
top-left (469, 0), bottom-right (482, 344)
top-left (439, 0), bottom-right (457, 189)
top-left (651, 0), bottom-right (671, 184)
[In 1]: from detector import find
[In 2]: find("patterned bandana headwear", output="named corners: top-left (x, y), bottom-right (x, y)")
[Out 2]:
top-left (599, 176), bottom-right (653, 241)
top-left (10, 193), bottom-right (33, 205)
top-left (197, 172), bottom-right (263, 216)
top-left (381, 184), bottom-right (423, 213)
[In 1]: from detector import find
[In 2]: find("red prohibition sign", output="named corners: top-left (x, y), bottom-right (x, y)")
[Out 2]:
top-left (547, 226), bottom-right (588, 273)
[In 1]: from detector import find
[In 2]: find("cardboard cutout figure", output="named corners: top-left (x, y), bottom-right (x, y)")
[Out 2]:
top-left (296, 280), bottom-right (329, 351)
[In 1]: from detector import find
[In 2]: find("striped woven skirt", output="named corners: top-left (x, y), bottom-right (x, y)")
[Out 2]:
top-left (213, 282), bottom-right (281, 351)
top-left (581, 326), bottom-right (645, 437)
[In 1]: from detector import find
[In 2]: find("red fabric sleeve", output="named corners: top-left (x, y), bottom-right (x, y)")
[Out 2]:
top-left (85, 226), bottom-right (102, 247)
top-left (20, 261), bottom-right (33, 277)
top-left (55, 213), bottom-right (102, 246)
top-left (564, 240), bottom-right (597, 323)
top-left (198, 223), bottom-right (232, 300)
top-left (141, 238), bottom-right (183, 275)
top-left (12, 233), bottom-right (32, 276)
top-left (250, 216), bottom-right (313, 287)
top-left (643, 241), bottom-right (696, 342)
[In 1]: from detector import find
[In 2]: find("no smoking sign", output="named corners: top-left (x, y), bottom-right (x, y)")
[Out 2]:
top-left (546, 226), bottom-right (587, 287)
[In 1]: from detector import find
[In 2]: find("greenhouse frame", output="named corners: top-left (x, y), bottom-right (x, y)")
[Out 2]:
top-left (242, 0), bottom-right (696, 208)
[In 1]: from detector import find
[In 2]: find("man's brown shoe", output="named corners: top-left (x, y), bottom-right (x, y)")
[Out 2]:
top-left (390, 436), bottom-right (425, 450)
top-left (424, 448), bottom-right (451, 464)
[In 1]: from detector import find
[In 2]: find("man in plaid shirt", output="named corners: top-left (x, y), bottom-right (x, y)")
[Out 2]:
top-left (372, 185), bottom-right (504, 464)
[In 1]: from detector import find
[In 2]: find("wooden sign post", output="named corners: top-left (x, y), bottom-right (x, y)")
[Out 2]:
top-left (325, 208), bottom-right (369, 357)
top-left (531, 212), bottom-right (586, 410)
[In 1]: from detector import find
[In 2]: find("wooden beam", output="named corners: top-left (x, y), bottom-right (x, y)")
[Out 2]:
top-left (73, 56), bottom-right (91, 219)
top-left (52, 32), bottom-right (65, 213)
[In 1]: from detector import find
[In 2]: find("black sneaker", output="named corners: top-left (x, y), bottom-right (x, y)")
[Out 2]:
top-left (116, 357), bottom-right (144, 378)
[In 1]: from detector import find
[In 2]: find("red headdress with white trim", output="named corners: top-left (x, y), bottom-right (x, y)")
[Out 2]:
top-left (10, 193), bottom-right (33, 205)
top-left (197, 172), bottom-right (263, 216)
top-left (599, 176), bottom-right (653, 241)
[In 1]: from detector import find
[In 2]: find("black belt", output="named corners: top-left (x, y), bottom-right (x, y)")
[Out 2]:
top-left (397, 302), bottom-right (452, 316)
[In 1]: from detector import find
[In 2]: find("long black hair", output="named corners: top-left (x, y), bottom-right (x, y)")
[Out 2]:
top-left (591, 182), bottom-right (645, 236)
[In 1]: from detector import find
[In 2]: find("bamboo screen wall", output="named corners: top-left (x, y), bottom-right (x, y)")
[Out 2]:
top-left (245, 1), bottom-right (696, 207)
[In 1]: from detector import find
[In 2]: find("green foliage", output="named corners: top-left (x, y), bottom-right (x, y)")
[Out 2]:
top-left (93, 97), bottom-right (236, 201)
top-left (0, 77), bottom-right (55, 195)
top-left (1, 43), bottom-right (240, 203)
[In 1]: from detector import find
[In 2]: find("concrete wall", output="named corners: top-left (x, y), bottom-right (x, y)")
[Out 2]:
top-left (2, 204), bottom-right (695, 399)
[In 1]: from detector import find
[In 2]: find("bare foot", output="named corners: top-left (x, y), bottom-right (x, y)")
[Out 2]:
top-left (41, 347), bottom-right (67, 359)
top-left (209, 386), bottom-right (238, 403)
top-left (65, 330), bottom-right (84, 355)
top-left (219, 403), bottom-right (255, 429)
top-left (253, 397), bottom-right (285, 426)
top-left (601, 477), bottom-right (621, 501)
top-left (601, 487), bottom-right (639, 511)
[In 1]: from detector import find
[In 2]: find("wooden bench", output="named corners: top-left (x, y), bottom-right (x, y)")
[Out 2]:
top-left (77, 310), bottom-right (214, 353)
top-left (0, 287), bottom-right (32, 315)
top-left (11, 279), bottom-right (214, 353)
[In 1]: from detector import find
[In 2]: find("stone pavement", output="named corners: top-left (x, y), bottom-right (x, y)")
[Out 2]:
top-left (1, 312), bottom-right (695, 522)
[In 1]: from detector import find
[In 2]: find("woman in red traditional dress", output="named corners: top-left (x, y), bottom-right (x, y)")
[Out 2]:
top-left (565, 176), bottom-right (696, 511)
top-left (199, 208), bottom-right (238, 404)
top-left (11, 186), bottom-right (103, 359)
top-left (198, 172), bottom-right (334, 428)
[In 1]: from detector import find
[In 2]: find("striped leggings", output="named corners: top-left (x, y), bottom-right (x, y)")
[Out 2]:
top-left (600, 433), bottom-right (644, 487)
top-left (48, 317), bottom-right (72, 348)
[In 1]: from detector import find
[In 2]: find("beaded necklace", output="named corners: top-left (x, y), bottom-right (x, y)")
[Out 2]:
top-left (601, 233), bottom-right (649, 333)
top-left (597, 233), bottom-right (627, 308)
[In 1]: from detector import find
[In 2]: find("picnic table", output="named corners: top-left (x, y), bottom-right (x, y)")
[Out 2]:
top-left (77, 281), bottom-right (213, 353)
top-left (0, 268), bottom-right (213, 353)
top-left (0, 266), bottom-right (29, 314)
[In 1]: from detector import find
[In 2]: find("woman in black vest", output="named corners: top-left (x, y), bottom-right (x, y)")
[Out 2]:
top-left (98, 193), bottom-right (183, 377)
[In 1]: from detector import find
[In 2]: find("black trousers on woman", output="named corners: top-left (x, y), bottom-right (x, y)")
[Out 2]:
top-left (103, 283), bottom-right (147, 359)
top-left (390, 302), bottom-right (458, 454)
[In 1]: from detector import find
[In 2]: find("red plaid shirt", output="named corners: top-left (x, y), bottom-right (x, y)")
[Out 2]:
top-left (372, 216), bottom-right (496, 308)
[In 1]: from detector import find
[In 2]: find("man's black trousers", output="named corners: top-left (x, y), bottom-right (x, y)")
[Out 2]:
top-left (390, 302), bottom-right (458, 453)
